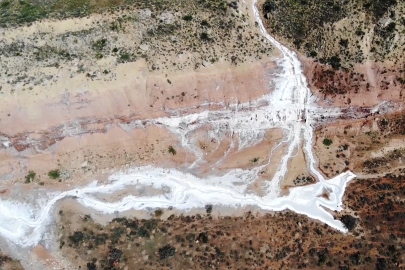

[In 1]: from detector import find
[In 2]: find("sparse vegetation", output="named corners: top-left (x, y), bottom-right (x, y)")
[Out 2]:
top-left (58, 179), bottom-right (405, 270)
top-left (262, 0), bottom-right (403, 64)
top-left (0, 0), bottom-right (273, 96)
top-left (182, 14), bottom-right (192, 21)
top-left (262, 0), bottom-right (405, 98)
top-left (323, 138), bottom-right (333, 146)
top-left (340, 215), bottom-right (358, 231)
top-left (293, 175), bottom-right (315, 186)
top-left (200, 32), bottom-right (210, 41)
top-left (317, 110), bottom-right (405, 178)
top-left (119, 52), bottom-right (131, 62)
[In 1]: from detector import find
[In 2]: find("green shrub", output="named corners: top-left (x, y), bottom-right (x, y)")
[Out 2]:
top-left (309, 51), bottom-right (317, 57)
top-left (168, 146), bottom-right (176, 155)
top-left (48, 169), bottom-right (60, 179)
top-left (317, 250), bottom-right (329, 266)
top-left (200, 32), bottom-right (209, 41)
top-left (111, 227), bottom-right (125, 244)
top-left (109, 248), bottom-right (123, 262)
top-left (263, 0), bottom-right (277, 14)
top-left (201, 20), bottom-right (210, 27)
top-left (68, 231), bottom-right (84, 245)
top-left (86, 262), bottom-right (96, 270)
top-left (323, 138), bottom-right (333, 146)
top-left (1, 1), bottom-right (10, 8)
top-left (197, 232), bottom-right (209, 243)
top-left (92, 38), bottom-right (107, 51)
top-left (25, 170), bottom-right (36, 183)
top-left (328, 56), bottom-right (341, 70)
top-left (137, 227), bottom-right (149, 237)
top-left (120, 53), bottom-right (130, 61)
top-left (154, 209), bottom-right (163, 217)
top-left (182, 14), bottom-right (192, 21)
top-left (339, 38), bottom-right (349, 48)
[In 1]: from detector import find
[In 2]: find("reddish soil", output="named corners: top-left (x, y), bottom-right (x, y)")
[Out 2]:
top-left (57, 171), bottom-right (405, 270)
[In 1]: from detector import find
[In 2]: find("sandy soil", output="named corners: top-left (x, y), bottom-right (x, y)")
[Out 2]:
top-left (199, 128), bottom-right (284, 174)
top-left (280, 147), bottom-right (314, 195)
top-left (0, 54), bottom-right (280, 186)
top-left (0, 0), bottom-right (282, 188)
top-left (0, 57), bottom-right (279, 134)
top-left (314, 109), bottom-right (405, 178)
top-left (300, 54), bottom-right (405, 109)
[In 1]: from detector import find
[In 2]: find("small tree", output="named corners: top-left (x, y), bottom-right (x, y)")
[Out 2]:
top-left (200, 32), bottom-right (209, 41)
top-left (159, 245), bottom-right (175, 260)
top-left (340, 215), bottom-right (358, 231)
top-left (323, 138), bottom-right (333, 146)
top-left (201, 20), bottom-right (210, 27)
top-left (48, 169), bottom-right (60, 179)
top-left (68, 231), bottom-right (84, 245)
top-left (168, 146), bottom-right (176, 155)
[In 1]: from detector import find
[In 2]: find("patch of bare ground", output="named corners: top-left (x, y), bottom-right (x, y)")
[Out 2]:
top-left (199, 128), bottom-right (284, 174)
top-left (315, 109), bottom-right (405, 178)
top-left (0, 253), bottom-right (24, 270)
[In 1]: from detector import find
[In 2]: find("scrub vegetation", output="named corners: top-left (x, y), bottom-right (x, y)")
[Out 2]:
top-left (261, 0), bottom-right (404, 65)
top-left (58, 170), bottom-right (405, 270)
top-left (261, 0), bottom-right (405, 97)
top-left (0, 0), bottom-right (273, 96)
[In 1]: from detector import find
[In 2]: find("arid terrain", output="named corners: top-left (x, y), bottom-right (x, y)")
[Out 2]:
top-left (261, 0), bottom-right (405, 107)
top-left (0, 0), bottom-right (404, 269)
top-left (0, 0), bottom-right (277, 186)
top-left (55, 170), bottom-right (405, 270)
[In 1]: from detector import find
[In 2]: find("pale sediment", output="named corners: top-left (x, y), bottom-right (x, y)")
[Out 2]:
top-left (0, 56), bottom-right (280, 184)
top-left (0, 0), bottom-right (365, 268)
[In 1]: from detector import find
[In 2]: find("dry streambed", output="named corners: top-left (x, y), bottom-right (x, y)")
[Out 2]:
top-left (0, 0), bottom-right (402, 269)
